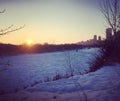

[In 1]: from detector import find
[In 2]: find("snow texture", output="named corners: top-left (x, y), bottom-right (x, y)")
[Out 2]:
top-left (0, 48), bottom-right (120, 101)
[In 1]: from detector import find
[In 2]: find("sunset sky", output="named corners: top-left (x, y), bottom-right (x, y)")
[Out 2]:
top-left (0, 0), bottom-right (108, 45)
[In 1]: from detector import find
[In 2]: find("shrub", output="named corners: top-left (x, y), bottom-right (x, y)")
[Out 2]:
top-left (89, 31), bottom-right (120, 72)
top-left (53, 73), bottom-right (63, 81)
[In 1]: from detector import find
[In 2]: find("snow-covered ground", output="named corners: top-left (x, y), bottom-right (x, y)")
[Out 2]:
top-left (0, 64), bottom-right (120, 101)
top-left (0, 48), bottom-right (120, 101)
top-left (0, 48), bottom-right (97, 93)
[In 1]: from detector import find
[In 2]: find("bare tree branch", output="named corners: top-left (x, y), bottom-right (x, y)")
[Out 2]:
top-left (0, 9), bottom-right (5, 13)
top-left (0, 9), bottom-right (25, 36)
top-left (0, 25), bottom-right (25, 36)
top-left (100, 0), bottom-right (120, 34)
top-left (0, 25), bottom-right (13, 32)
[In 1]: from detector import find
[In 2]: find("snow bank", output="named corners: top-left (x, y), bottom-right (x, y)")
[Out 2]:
top-left (0, 64), bottom-right (120, 101)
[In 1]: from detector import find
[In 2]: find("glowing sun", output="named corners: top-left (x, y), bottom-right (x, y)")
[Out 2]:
top-left (26, 39), bottom-right (34, 46)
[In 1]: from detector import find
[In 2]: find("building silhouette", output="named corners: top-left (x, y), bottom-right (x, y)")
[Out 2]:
top-left (78, 35), bottom-right (102, 46)
top-left (93, 35), bottom-right (97, 41)
top-left (98, 36), bottom-right (101, 41)
top-left (78, 28), bottom-right (115, 46)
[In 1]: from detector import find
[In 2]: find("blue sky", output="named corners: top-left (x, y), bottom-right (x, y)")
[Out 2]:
top-left (0, 0), bottom-right (107, 44)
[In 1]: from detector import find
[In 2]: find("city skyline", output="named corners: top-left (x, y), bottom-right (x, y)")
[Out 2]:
top-left (0, 0), bottom-right (107, 45)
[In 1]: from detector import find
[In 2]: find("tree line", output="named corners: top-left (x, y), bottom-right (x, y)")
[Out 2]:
top-left (0, 43), bottom-right (88, 55)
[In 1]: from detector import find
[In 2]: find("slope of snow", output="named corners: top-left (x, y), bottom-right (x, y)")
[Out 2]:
top-left (27, 64), bottom-right (120, 94)
top-left (0, 64), bottom-right (120, 101)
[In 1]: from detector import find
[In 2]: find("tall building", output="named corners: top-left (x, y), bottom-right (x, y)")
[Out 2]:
top-left (98, 36), bottom-right (101, 41)
top-left (93, 35), bottom-right (97, 41)
top-left (106, 28), bottom-right (112, 40)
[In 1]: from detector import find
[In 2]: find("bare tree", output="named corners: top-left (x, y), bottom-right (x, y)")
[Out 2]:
top-left (0, 9), bottom-right (25, 36)
top-left (100, 0), bottom-right (120, 34)
top-left (89, 0), bottom-right (120, 73)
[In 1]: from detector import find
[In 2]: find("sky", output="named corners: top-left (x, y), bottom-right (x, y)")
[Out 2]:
top-left (0, 0), bottom-right (107, 45)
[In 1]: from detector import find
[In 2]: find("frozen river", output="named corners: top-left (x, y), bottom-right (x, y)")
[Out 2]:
top-left (0, 48), bottom-right (98, 93)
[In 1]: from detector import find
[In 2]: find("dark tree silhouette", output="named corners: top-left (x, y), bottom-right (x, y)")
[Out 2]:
top-left (89, 0), bottom-right (120, 72)
top-left (100, 0), bottom-right (120, 34)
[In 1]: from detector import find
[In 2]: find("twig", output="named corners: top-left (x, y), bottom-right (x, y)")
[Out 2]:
top-left (0, 25), bottom-right (25, 35)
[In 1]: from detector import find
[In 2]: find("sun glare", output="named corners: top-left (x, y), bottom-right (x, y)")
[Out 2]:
top-left (26, 39), bottom-right (33, 46)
